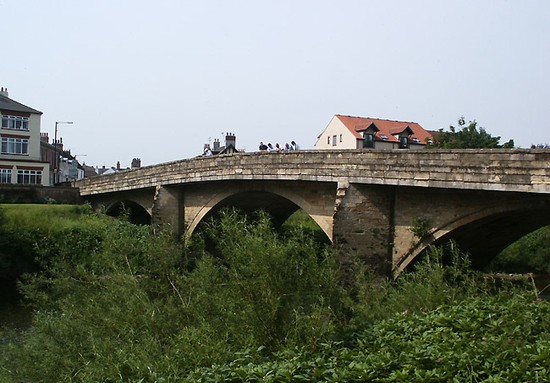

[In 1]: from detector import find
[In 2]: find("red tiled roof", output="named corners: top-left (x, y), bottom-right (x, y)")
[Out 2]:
top-left (336, 114), bottom-right (432, 145)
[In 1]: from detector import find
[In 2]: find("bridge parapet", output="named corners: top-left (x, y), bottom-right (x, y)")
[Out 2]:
top-left (75, 149), bottom-right (550, 195)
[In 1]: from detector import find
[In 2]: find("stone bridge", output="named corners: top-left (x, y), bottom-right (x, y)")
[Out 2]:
top-left (74, 149), bottom-right (550, 276)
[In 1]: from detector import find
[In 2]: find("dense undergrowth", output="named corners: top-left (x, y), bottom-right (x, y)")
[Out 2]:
top-left (0, 205), bottom-right (549, 382)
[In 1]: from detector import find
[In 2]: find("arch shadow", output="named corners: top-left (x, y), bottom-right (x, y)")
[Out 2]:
top-left (396, 201), bottom-right (550, 274)
top-left (188, 190), bottom-right (331, 242)
top-left (105, 200), bottom-right (151, 225)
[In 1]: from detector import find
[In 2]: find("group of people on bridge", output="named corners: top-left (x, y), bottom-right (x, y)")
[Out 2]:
top-left (258, 141), bottom-right (300, 152)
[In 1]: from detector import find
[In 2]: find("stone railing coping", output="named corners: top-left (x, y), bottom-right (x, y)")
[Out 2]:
top-left (75, 149), bottom-right (550, 195)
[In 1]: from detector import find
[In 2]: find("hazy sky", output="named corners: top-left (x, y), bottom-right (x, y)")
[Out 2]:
top-left (1, 0), bottom-right (549, 167)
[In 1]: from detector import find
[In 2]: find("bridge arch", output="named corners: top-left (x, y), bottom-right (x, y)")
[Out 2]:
top-left (395, 199), bottom-right (550, 274)
top-left (105, 199), bottom-right (152, 225)
top-left (184, 183), bottom-right (334, 241)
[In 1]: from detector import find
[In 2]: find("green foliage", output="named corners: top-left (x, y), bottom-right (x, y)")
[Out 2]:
top-left (0, 204), bottom-right (97, 281)
top-left (409, 216), bottom-right (432, 239)
top-left (0, 207), bottom-right (343, 381)
top-left (183, 209), bottom-right (343, 351)
top-left (0, 205), bottom-right (547, 382)
top-left (430, 117), bottom-right (515, 149)
top-left (488, 225), bottom-right (550, 274)
top-left (346, 243), bottom-right (519, 326)
top-left (187, 294), bottom-right (550, 382)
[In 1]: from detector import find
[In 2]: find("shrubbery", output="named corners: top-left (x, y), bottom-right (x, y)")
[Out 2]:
top-left (488, 225), bottom-right (550, 274)
top-left (0, 205), bottom-right (549, 382)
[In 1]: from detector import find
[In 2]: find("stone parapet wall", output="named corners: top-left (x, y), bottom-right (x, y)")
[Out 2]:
top-left (0, 185), bottom-right (81, 204)
top-left (75, 149), bottom-right (550, 196)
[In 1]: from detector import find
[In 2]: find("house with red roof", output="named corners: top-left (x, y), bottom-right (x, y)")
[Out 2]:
top-left (315, 114), bottom-right (433, 150)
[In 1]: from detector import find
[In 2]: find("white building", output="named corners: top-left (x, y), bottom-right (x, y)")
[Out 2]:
top-left (0, 87), bottom-right (50, 186)
top-left (315, 114), bottom-right (433, 150)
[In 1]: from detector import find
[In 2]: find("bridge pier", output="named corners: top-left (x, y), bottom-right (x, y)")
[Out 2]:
top-left (151, 185), bottom-right (183, 236)
top-left (333, 183), bottom-right (395, 276)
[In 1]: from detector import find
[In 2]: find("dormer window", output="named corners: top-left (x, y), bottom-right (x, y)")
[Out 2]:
top-left (390, 125), bottom-right (414, 149)
top-left (364, 133), bottom-right (375, 148)
top-left (361, 122), bottom-right (379, 149)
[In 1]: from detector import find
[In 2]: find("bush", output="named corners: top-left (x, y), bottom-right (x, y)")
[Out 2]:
top-left (181, 208), bottom-right (344, 351)
top-left (346, 242), bottom-right (531, 326)
top-left (1, 206), bottom-right (545, 382)
top-left (1, 207), bottom-right (343, 381)
top-left (488, 225), bottom-right (550, 274)
top-left (187, 294), bottom-right (550, 382)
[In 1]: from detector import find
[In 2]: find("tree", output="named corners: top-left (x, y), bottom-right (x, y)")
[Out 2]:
top-left (430, 117), bottom-right (514, 149)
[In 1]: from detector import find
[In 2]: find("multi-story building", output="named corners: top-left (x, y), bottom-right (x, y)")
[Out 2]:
top-left (315, 114), bottom-right (433, 150)
top-left (0, 87), bottom-right (50, 186)
top-left (40, 133), bottom-right (85, 184)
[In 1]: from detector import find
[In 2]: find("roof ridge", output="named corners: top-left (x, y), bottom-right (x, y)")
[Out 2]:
top-left (336, 114), bottom-right (419, 124)
top-left (0, 94), bottom-right (43, 114)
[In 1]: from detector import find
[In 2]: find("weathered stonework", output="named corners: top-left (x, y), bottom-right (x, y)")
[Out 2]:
top-left (75, 149), bottom-right (550, 276)
top-left (333, 184), bottom-right (395, 275)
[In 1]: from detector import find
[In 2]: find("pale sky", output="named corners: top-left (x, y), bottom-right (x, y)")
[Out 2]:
top-left (1, 0), bottom-right (549, 167)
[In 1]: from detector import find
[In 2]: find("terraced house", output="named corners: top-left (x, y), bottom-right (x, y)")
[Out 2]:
top-left (0, 88), bottom-right (50, 186)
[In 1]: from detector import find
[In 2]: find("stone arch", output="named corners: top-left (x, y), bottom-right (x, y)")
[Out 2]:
top-left (105, 199), bottom-right (152, 225)
top-left (184, 182), bottom-right (335, 241)
top-left (395, 199), bottom-right (550, 274)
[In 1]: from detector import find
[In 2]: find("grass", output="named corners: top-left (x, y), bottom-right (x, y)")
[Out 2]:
top-left (0, 203), bottom-right (97, 233)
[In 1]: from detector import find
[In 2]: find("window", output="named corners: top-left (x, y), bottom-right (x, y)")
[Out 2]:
top-left (0, 168), bottom-right (11, 183)
top-left (1, 115), bottom-right (29, 130)
top-left (327, 136), bottom-right (330, 145)
top-left (17, 169), bottom-right (42, 185)
top-left (364, 133), bottom-right (375, 148)
top-left (339, 134), bottom-right (342, 142)
top-left (1, 137), bottom-right (29, 154)
top-left (399, 136), bottom-right (409, 149)
top-left (332, 135), bottom-right (337, 146)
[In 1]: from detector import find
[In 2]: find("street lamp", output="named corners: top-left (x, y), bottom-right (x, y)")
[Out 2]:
top-left (54, 121), bottom-right (73, 184)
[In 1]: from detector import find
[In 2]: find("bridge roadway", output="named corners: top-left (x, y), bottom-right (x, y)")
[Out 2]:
top-left (75, 149), bottom-right (550, 276)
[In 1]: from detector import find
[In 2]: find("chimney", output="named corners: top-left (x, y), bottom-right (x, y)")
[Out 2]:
top-left (54, 139), bottom-right (63, 152)
top-left (131, 158), bottom-right (141, 169)
top-left (40, 132), bottom-right (49, 143)
top-left (0, 87), bottom-right (8, 97)
top-left (213, 138), bottom-right (220, 151)
top-left (225, 132), bottom-right (236, 148)
top-left (116, 161), bottom-right (121, 171)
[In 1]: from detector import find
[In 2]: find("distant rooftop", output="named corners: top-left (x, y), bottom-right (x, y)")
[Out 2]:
top-left (0, 88), bottom-right (42, 115)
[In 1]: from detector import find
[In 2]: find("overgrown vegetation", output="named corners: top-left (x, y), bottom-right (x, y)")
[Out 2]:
top-left (488, 225), bottom-right (550, 274)
top-left (0, 205), bottom-right (549, 382)
top-left (409, 216), bottom-right (432, 240)
top-left (429, 117), bottom-right (515, 149)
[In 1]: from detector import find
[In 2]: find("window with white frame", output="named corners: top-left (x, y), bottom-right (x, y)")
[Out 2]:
top-left (1, 115), bottom-right (29, 130)
top-left (332, 135), bottom-right (337, 146)
top-left (0, 168), bottom-right (11, 183)
top-left (17, 169), bottom-right (42, 185)
top-left (1, 137), bottom-right (29, 154)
